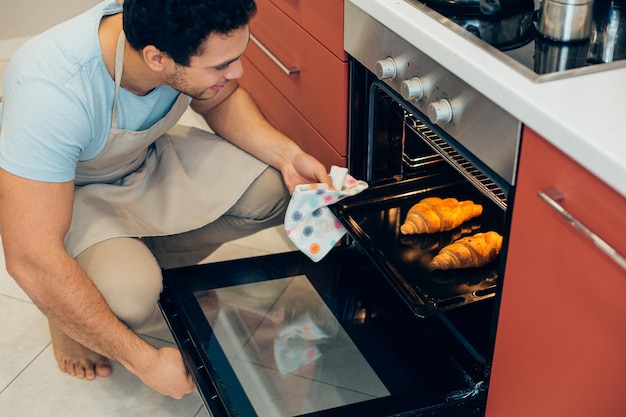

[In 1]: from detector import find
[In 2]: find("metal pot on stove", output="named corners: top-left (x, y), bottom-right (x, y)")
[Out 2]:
top-left (534, 37), bottom-right (590, 72)
top-left (535, 0), bottom-right (626, 73)
top-left (426, 0), bottom-right (529, 14)
top-left (452, 10), bottom-right (536, 49)
top-left (537, 0), bottom-right (594, 42)
top-left (587, 0), bottom-right (626, 63)
top-left (425, 0), bottom-right (536, 50)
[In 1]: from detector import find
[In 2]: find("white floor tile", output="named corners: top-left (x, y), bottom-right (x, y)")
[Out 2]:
top-left (200, 226), bottom-right (296, 264)
top-left (194, 405), bottom-right (212, 417)
top-left (0, 295), bottom-right (49, 391)
top-left (202, 242), bottom-right (277, 264)
top-left (227, 225), bottom-right (296, 253)
top-left (0, 338), bottom-right (204, 417)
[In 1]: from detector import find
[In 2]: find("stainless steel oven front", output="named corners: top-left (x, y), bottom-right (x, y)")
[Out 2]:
top-left (344, 1), bottom-right (522, 191)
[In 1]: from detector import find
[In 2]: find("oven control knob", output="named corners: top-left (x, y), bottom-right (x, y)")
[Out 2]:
top-left (375, 57), bottom-right (397, 80)
top-left (428, 99), bottom-right (453, 124)
top-left (401, 77), bottom-right (424, 101)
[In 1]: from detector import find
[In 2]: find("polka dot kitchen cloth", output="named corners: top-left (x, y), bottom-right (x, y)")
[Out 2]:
top-left (285, 166), bottom-right (368, 262)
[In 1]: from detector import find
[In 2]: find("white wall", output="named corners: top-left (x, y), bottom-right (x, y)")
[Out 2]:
top-left (0, 0), bottom-right (104, 59)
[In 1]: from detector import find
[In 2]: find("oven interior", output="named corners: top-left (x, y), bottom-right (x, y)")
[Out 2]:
top-left (339, 75), bottom-right (510, 320)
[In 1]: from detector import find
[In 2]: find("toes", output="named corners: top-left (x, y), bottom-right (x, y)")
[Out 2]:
top-left (83, 358), bottom-right (111, 380)
top-left (74, 362), bottom-right (86, 379)
top-left (64, 359), bottom-right (77, 377)
top-left (58, 358), bottom-right (67, 374)
top-left (60, 358), bottom-right (109, 380)
top-left (84, 365), bottom-right (96, 381)
top-left (95, 360), bottom-right (112, 378)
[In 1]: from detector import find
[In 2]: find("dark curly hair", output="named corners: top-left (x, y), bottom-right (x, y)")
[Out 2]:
top-left (123, 0), bottom-right (257, 66)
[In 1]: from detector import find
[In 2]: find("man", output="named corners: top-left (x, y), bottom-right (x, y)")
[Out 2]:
top-left (0, 0), bottom-right (331, 399)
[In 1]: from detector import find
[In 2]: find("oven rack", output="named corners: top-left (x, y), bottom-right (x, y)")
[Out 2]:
top-left (404, 112), bottom-right (508, 211)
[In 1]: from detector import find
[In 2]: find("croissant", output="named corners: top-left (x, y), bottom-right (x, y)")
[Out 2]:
top-left (430, 231), bottom-right (503, 270)
top-left (400, 197), bottom-right (483, 235)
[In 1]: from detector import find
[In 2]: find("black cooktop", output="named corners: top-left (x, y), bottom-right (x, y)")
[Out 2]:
top-left (407, 0), bottom-right (626, 81)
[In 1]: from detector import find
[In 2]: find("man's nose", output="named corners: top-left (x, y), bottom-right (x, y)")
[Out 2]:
top-left (225, 59), bottom-right (244, 80)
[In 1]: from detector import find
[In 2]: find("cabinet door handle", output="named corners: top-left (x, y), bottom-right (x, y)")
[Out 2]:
top-left (538, 187), bottom-right (626, 271)
top-left (250, 33), bottom-right (300, 75)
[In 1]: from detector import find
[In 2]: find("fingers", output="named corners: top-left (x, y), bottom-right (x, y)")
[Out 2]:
top-left (185, 373), bottom-right (196, 394)
top-left (169, 364), bottom-right (195, 399)
top-left (285, 153), bottom-right (333, 191)
top-left (142, 346), bottom-right (196, 399)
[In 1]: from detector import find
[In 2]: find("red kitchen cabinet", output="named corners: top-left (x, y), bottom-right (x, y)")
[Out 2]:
top-left (239, 0), bottom-right (348, 169)
top-left (264, 0), bottom-right (346, 60)
top-left (485, 128), bottom-right (626, 417)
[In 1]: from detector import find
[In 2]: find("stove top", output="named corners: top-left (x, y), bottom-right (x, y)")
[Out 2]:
top-left (405, 0), bottom-right (626, 82)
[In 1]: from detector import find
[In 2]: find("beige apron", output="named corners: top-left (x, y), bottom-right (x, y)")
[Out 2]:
top-left (65, 32), bottom-right (267, 257)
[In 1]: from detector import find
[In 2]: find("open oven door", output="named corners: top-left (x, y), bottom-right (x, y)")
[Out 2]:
top-left (159, 230), bottom-right (502, 417)
top-left (159, 249), bottom-right (488, 417)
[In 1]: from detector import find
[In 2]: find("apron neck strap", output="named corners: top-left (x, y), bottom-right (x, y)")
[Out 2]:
top-left (112, 31), bottom-right (126, 129)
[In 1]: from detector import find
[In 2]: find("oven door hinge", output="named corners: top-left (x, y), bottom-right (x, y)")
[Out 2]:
top-left (446, 380), bottom-right (486, 401)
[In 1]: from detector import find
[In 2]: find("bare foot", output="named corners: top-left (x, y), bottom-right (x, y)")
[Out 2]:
top-left (49, 321), bottom-right (112, 380)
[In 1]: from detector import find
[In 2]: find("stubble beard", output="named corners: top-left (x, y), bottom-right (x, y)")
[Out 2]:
top-left (166, 64), bottom-right (214, 100)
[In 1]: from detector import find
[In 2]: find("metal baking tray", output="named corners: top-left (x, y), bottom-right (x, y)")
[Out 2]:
top-left (331, 171), bottom-right (507, 317)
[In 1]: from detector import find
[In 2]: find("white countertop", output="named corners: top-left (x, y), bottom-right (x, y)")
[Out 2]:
top-left (348, 0), bottom-right (626, 198)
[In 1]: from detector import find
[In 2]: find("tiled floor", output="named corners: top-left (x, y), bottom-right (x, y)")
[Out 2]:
top-left (0, 101), bottom-right (299, 416)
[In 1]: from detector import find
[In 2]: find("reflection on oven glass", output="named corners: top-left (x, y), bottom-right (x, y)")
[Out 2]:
top-left (194, 276), bottom-right (390, 417)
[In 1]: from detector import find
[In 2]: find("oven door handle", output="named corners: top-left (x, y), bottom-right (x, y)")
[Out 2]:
top-left (249, 33), bottom-right (300, 75)
top-left (537, 187), bottom-right (626, 271)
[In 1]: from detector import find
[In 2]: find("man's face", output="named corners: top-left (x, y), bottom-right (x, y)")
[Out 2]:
top-left (165, 26), bottom-right (249, 100)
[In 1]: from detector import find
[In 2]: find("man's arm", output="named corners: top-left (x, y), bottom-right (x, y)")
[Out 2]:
top-left (0, 169), bottom-right (194, 398)
top-left (190, 82), bottom-right (332, 193)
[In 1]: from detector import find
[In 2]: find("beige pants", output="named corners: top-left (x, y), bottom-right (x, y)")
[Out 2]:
top-left (75, 167), bottom-right (289, 329)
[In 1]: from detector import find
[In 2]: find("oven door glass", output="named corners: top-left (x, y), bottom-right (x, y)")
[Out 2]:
top-left (160, 250), bottom-right (487, 417)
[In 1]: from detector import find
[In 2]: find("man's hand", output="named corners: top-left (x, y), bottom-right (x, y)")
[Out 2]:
top-left (135, 346), bottom-right (195, 399)
top-left (280, 152), bottom-right (333, 194)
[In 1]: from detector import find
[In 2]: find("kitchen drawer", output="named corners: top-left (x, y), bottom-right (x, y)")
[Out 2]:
top-left (247, 0), bottom-right (348, 155)
top-left (240, 55), bottom-right (346, 169)
top-left (514, 129), bottom-right (626, 256)
top-left (265, 0), bottom-right (346, 60)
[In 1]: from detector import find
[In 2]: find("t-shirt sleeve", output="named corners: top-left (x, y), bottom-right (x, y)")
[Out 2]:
top-left (0, 72), bottom-right (91, 183)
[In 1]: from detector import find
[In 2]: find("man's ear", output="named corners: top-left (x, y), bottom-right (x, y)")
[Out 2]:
top-left (143, 45), bottom-right (170, 72)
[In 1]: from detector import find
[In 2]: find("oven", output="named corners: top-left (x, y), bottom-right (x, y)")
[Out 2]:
top-left (157, 3), bottom-right (528, 417)
top-left (341, 0), bottom-right (522, 320)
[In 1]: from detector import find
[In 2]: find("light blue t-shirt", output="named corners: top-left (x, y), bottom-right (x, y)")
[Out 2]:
top-left (0, 0), bottom-right (184, 182)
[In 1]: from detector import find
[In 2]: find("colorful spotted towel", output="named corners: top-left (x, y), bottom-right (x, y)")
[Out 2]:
top-left (284, 166), bottom-right (368, 262)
